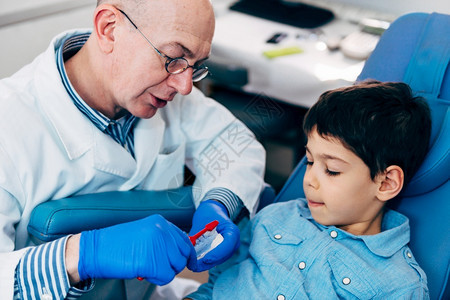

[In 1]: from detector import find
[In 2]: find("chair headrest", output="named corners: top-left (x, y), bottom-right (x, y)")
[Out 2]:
top-left (402, 108), bottom-right (449, 196)
top-left (358, 12), bottom-right (450, 196)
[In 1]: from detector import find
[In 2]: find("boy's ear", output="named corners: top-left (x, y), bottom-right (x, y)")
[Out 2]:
top-left (376, 165), bottom-right (404, 202)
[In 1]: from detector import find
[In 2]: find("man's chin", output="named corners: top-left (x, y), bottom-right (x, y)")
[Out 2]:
top-left (133, 107), bottom-right (158, 119)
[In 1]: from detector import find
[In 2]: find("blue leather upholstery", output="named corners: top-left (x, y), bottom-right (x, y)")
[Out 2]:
top-left (274, 12), bottom-right (450, 300)
top-left (28, 184), bottom-right (276, 242)
top-left (28, 187), bottom-right (196, 242)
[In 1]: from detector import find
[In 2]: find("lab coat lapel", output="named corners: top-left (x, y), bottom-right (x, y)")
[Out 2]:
top-left (92, 130), bottom-right (137, 178)
top-left (35, 38), bottom-right (137, 178)
top-left (34, 30), bottom-right (165, 182)
top-left (120, 112), bottom-right (165, 190)
top-left (34, 43), bottom-right (95, 160)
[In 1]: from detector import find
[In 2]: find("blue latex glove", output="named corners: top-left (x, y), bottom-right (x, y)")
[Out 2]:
top-left (78, 214), bottom-right (195, 285)
top-left (188, 200), bottom-right (240, 272)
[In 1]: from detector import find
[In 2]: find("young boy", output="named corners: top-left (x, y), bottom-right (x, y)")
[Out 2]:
top-left (186, 80), bottom-right (431, 299)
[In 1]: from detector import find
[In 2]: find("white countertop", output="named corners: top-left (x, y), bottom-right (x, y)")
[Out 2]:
top-left (210, 11), bottom-right (365, 108)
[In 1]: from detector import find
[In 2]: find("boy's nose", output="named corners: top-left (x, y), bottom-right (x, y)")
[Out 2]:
top-left (304, 168), bottom-right (319, 190)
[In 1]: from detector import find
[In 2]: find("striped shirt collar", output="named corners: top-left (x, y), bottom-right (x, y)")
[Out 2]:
top-left (55, 33), bottom-right (137, 136)
top-left (55, 33), bottom-right (138, 156)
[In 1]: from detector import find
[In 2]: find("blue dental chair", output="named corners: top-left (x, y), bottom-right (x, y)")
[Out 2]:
top-left (270, 12), bottom-right (450, 300)
top-left (28, 11), bottom-right (449, 300)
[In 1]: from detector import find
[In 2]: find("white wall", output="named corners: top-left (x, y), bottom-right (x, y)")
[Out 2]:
top-left (1, 0), bottom-right (449, 78)
top-left (325, 0), bottom-right (450, 15)
top-left (0, 0), bottom-right (95, 78)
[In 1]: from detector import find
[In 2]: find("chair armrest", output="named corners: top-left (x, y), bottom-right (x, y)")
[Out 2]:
top-left (27, 186), bottom-right (195, 243)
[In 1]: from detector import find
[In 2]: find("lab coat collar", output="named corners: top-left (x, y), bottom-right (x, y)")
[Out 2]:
top-left (35, 29), bottom-right (95, 161)
top-left (34, 29), bottom-right (167, 181)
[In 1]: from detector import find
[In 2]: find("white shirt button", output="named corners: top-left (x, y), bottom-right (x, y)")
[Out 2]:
top-left (274, 234), bottom-right (282, 240)
top-left (330, 230), bottom-right (338, 238)
top-left (41, 295), bottom-right (52, 300)
top-left (41, 287), bottom-right (53, 300)
top-left (277, 295), bottom-right (286, 300)
top-left (342, 277), bottom-right (351, 285)
top-left (298, 261), bottom-right (306, 270)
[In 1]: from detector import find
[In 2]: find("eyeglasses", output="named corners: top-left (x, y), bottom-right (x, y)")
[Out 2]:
top-left (118, 9), bottom-right (209, 82)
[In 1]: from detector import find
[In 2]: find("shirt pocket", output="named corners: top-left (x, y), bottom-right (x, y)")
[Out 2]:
top-left (250, 220), bottom-right (305, 267)
top-left (141, 143), bottom-right (186, 189)
top-left (328, 252), bottom-right (377, 299)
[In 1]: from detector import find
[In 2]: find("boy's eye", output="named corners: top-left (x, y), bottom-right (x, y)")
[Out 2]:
top-left (326, 169), bottom-right (340, 176)
top-left (305, 160), bottom-right (313, 166)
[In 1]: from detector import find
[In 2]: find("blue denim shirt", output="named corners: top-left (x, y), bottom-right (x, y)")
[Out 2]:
top-left (188, 199), bottom-right (429, 299)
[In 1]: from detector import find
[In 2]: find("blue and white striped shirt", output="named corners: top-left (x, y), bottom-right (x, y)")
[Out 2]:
top-left (57, 33), bottom-right (138, 157)
top-left (14, 236), bottom-right (93, 299)
top-left (14, 32), bottom-right (244, 299)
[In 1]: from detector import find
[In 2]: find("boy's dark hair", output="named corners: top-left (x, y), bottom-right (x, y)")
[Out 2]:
top-left (303, 80), bottom-right (432, 186)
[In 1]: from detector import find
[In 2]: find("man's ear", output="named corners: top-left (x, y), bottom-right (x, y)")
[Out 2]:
top-left (376, 165), bottom-right (404, 202)
top-left (93, 5), bottom-right (119, 54)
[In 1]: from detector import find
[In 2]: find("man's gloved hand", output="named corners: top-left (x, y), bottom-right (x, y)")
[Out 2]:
top-left (78, 214), bottom-right (195, 285)
top-left (188, 200), bottom-right (240, 272)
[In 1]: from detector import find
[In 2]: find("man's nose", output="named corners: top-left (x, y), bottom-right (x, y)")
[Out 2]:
top-left (167, 68), bottom-right (194, 95)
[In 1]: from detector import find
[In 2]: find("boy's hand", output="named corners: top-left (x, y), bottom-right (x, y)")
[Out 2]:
top-left (187, 200), bottom-right (240, 272)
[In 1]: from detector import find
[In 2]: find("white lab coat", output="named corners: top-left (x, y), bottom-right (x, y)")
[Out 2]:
top-left (0, 29), bottom-right (265, 298)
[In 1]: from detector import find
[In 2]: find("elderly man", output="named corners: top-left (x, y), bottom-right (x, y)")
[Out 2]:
top-left (0, 0), bottom-right (265, 299)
